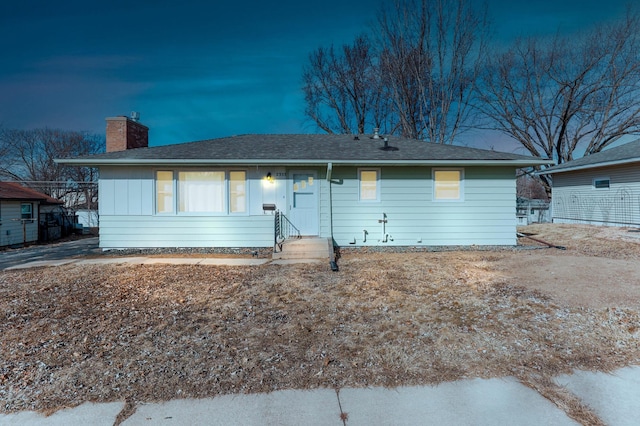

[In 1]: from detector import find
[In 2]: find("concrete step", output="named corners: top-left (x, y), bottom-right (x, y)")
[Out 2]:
top-left (272, 237), bottom-right (333, 260)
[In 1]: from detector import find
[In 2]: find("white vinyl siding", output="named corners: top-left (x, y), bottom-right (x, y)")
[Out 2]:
top-left (97, 165), bottom-right (519, 249)
top-left (327, 166), bottom-right (517, 246)
top-left (98, 215), bottom-right (273, 248)
top-left (0, 201), bottom-right (39, 247)
top-left (551, 164), bottom-right (640, 226)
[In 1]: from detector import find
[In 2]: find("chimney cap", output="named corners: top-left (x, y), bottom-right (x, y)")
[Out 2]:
top-left (130, 111), bottom-right (140, 122)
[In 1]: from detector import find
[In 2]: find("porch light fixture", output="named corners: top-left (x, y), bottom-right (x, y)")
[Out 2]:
top-left (265, 172), bottom-right (274, 183)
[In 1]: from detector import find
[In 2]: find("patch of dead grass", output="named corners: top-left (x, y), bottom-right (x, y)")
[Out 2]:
top-left (519, 223), bottom-right (640, 259)
top-left (0, 224), bottom-right (639, 425)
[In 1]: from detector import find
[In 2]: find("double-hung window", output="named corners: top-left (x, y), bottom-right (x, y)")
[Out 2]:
top-left (21, 203), bottom-right (34, 221)
top-left (359, 169), bottom-right (380, 201)
top-left (229, 171), bottom-right (247, 213)
top-left (156, 171), bottom-right (175, 213)
top-left (433, 169), bottom-right (464, 201)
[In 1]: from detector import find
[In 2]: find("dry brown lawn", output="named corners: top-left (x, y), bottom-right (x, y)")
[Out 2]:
top-left (1, 223), bottom-right (639, 424)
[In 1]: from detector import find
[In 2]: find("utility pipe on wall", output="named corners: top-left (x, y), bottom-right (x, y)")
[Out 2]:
top-left (378, 213), bottom-right (388, 243)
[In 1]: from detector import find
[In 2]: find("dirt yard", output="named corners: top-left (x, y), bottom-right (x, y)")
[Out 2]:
top-left (0, 223), bottom-right (638, 424)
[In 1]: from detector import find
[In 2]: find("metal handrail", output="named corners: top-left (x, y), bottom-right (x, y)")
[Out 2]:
top-left (274, 210), bottom-right (301, 252)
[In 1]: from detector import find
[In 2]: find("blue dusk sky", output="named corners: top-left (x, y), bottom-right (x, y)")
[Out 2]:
top-left (0, 0), bottom-right (633, 149)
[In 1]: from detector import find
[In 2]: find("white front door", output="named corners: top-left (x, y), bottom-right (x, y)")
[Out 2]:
top-left (289, 171), bottom-right (318, 236)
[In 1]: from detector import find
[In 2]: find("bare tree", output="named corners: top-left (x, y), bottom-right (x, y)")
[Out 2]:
top-left (517, 173), bottom-right (549, 201)
top-left (478, 8), bottom-right (640, 189)
top-left (0, 128), bottom-right (104, 206)
top-left (302, 0), bottom-right (489, 142)
top-left (302, 35), bottom-right (386, 134)
top-left (376, 0), bottom-right (488, 142)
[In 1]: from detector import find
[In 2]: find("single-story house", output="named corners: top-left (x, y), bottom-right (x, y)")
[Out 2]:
top-left (539, 139), bottom-right (640, 227)
top-left (516, 197), bottom-right (551, 225)
top-left (57, 116), bottom-right (549, 250)
top-left (0, 182), bottom-right (64, 247)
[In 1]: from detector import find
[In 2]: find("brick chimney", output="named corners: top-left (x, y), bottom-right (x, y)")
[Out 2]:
top-left (105, 114), bottom-right (149, 153)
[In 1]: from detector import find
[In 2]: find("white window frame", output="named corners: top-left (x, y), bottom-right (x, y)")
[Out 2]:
top-left (21, 202), bottom-right (34, 221)
top-left (228, 170), bottom-right (248, 214)
top-left (358, 168), bottom-right (380, 202)
top-left (593, 177), bottom-right (610, 190)
top-left (154, 169), bottom-right (249, 216)
top-left (155, 170), bottom-right (176, 214)
top-left (433, 168), bottom-right (464, 202)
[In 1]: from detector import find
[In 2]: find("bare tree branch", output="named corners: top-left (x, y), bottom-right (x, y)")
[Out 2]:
top-left (478, 7), bottom-right (640, 191)
top-left (302, 35), bottom-right (385, 134)
top-left (0, 127), bottom-right (104, 207)
top-left (302, 0), bottom-right (488, 142)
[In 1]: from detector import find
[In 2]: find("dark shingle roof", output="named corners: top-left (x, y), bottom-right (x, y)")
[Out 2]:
top-left (0, 182), bottom-right (62, 204)
top-left (540, 138), bottom-right (640, 174)
top-left (59, 134), bottom-right (549, 166)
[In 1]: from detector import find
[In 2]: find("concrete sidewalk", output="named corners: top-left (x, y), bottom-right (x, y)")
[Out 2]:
top-left (2, 367), bottom-right (639, 425)
top-left (2, 256), bottom-right (326, 270)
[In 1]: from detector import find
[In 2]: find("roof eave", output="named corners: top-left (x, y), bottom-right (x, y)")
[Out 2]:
top-left (57, 158), bottom-right (551, 167)
top-left (537, 157), bottom-right (640, 175)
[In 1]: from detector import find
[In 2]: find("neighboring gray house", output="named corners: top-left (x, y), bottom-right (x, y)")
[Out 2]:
top-left (539, 139), bottom-right (640, 227)
top-left (58, 116), bottom-right (549, 250)
top-left (0, 182), bottom-right (64, 247)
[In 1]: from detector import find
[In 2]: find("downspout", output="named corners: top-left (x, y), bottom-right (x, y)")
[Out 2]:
top-left (327, 162), bottom-right (338, 271)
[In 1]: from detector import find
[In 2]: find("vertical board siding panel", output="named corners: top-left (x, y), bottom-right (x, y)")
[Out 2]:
top-left (128, 179), bottom-right (143, 215)
top-left (140, 178), bottom-right (154, 215)
top-left (319, 168), bottom-right (331, 238)
top-left (99, 179), bottom-right (115, 215)
top-left (249, 169), bottom-right (263, 216)
top-left (113, 180), bottom-right (128, 215)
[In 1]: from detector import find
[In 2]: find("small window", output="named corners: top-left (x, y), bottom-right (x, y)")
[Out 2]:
top-left (21, 203), bottom-right (33, 220)
top-left (434, 169), bottom-right (463, 201)
top-left (593, 177), bottom-right (610, 189)
top-left (229, 171), bottom-right (247, 213)
top-left (359, 169), bottom-right (380, 201)
top-left (156, 171), bottom-right (175, 213)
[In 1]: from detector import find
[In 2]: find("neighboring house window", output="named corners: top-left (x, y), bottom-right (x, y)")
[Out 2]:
top-left (21, 203), bottom-right (33, 220)
top-left (433, 169), bottom-right (464, 201)
top-left (178, 171), bottom-right (225, 213)
top-left (359, 169), bottom-right (380, 201)
top-left (229, 171), bottom-right (247, 213)
top-left (593, 177), bottom-right (610, 189)
top-left (156, 171), bottom-right (175, 213)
